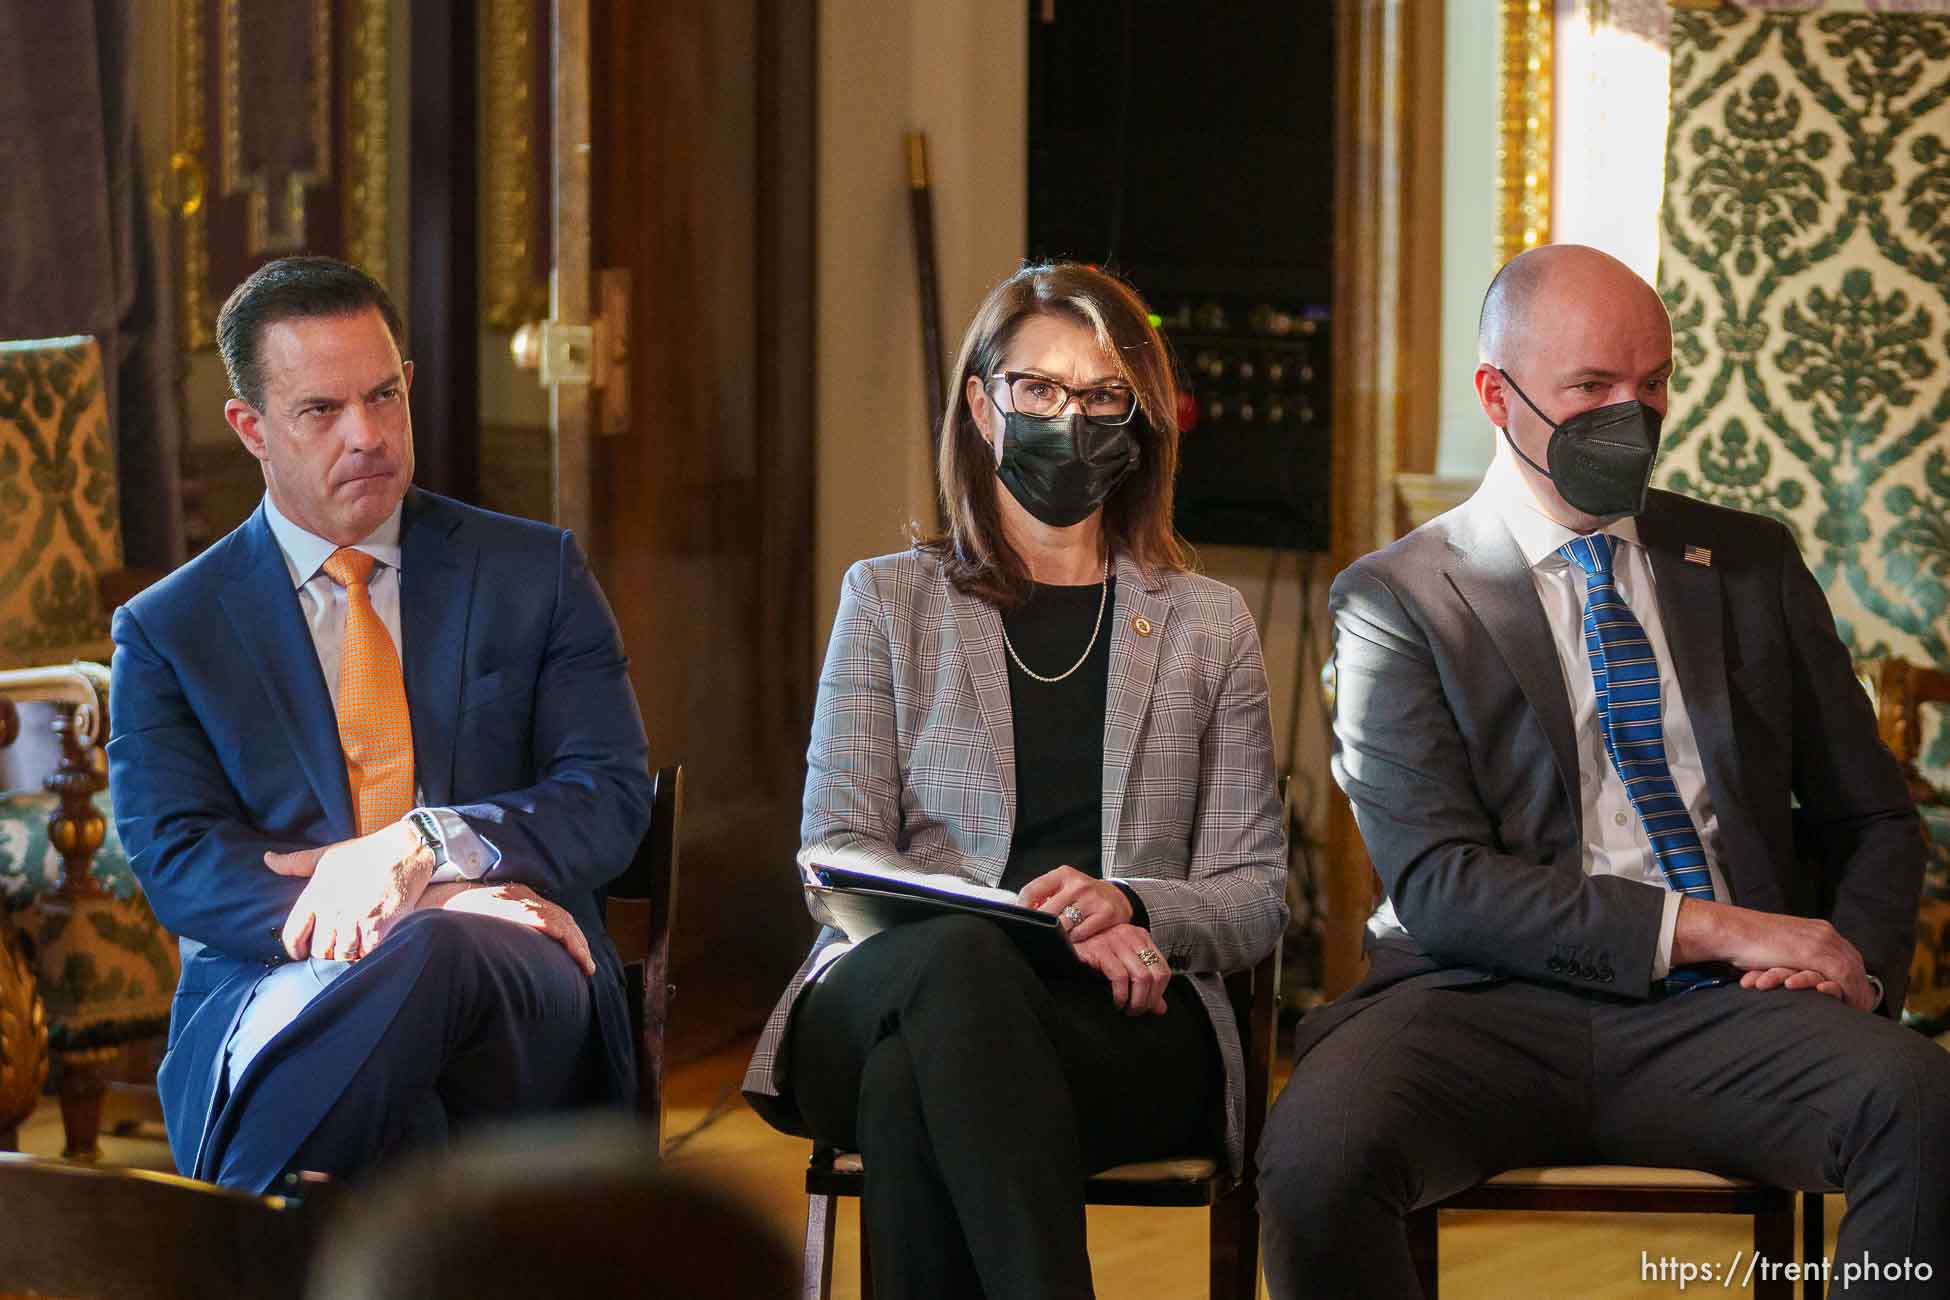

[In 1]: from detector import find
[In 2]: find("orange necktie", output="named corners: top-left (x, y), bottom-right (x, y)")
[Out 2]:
top-left (323, 548), bottom-right (415, 835)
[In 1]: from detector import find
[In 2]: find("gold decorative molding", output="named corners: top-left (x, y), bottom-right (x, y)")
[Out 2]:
top-left (0, 900), bottom-right (49, 1147)
top-left (1394, 472), bottom-right (1481, 532)
top-left (170, 0), bottom-right (392, 350)
top-left (342, 0), bottom-right (390, 285)
top-left (219, 0), bottom-right (334, 256)
top-left (485, 0), bottom-right (548, 330)
top-left (178, 0), bottom-right (212, 349)
top-left (1496, 0), bottom-right (1553, 267)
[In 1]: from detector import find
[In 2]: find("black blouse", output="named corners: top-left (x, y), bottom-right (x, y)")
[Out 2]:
top-left (999, 578), bottom-right (1115, 894)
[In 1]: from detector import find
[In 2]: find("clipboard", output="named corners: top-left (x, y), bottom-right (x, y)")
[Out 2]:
top-left (806, 863), bottom-right (1075, 973)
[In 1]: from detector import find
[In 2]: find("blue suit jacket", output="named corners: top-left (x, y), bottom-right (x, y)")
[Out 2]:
top-left (107, 489), bottom-right (653, 1177)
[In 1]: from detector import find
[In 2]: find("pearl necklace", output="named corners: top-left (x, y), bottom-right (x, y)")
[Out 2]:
top-left (1001, 555), bottom-right (1110, 684)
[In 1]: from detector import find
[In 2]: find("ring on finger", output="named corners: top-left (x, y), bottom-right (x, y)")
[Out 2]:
top-left (1061, 904), bottom-right (1085, 929)
top-left (1135, 947), bottom-right (1161, 968)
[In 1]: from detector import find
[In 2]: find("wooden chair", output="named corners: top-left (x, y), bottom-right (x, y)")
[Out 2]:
top-left (0, 1150), bottom-right (321, 1299)
top-left (1396, 658), bottom-right (1950, 1299)
top-left (1858, 656), bottom-right (1950, 1027)
top-left (0, 337), bottom-right (173, 1159)
top-left (800, 942), bottom-right (1282, 1299)
top-left (0, 660), bottom-right (173, 1160)
top-left (605, 762), bottom-right (682, 1149)
top-left (1406, 1169), bottom-right (1823, 1300)
top-left (1862, 655), bottom-right (1950, 808)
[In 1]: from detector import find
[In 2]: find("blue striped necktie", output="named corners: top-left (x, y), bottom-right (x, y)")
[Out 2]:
top-left (1559, 534), bottom-right (1722, 991)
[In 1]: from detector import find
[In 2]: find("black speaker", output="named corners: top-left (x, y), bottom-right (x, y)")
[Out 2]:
top-left (1027, 0), bottom-right (1336, 551)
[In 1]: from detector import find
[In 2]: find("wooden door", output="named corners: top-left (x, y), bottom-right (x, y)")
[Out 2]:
top-left (585, 0), bottom-right (817, 1056)
top-left (540, 0), bottom-right (595, 539)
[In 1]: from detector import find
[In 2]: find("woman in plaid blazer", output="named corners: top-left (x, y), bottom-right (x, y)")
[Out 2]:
top-left (742, 263), bottom-right (1288, 1298)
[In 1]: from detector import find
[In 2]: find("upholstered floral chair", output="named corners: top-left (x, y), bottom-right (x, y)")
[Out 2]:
top-left (0, 337), bottom-right (176, 1159)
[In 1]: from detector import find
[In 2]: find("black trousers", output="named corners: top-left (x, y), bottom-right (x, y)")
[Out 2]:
top-left (1258, 978), bottom-right (1950, 1299)
top-left (786, 915), bottom-right (1222, 1300)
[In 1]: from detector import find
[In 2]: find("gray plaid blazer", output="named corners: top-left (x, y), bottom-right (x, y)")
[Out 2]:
top-left (741, 547), bottom-right (1288, 1174)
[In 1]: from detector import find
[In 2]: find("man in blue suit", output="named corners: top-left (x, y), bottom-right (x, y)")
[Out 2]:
top-left (108, 257), bottom-right (652, 1191)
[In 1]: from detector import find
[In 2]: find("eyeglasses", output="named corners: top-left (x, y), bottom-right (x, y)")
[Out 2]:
top-left (988, 371), bottom-right (1138, 424)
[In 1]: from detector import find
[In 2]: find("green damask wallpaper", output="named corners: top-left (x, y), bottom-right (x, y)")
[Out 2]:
top-left (0, 337), bottom-right (121, 668)
top-left (1660, 5), bottom-right (1950, 690)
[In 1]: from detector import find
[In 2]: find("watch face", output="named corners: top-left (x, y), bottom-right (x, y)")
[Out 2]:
top-left (410, 813), bottom-right (443, 861)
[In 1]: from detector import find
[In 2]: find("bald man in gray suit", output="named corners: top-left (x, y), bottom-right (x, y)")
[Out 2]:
top-left (1258, 245), bottom-right (1950, 1298)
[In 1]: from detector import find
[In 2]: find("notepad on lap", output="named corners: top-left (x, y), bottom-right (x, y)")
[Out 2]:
top-left (802, 856), bottom-right (1073, 972)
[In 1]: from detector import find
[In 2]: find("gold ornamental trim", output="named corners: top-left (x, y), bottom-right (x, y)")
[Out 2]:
top-left (342, 0), bottom-right (390, 286)
top-left (0, 913), bottom-right (49, 1134)
top-left (178, 0), bottom-right (212, 349)
top-left (172, 0), bottom-right (392, 350)
top-left (1394, 473), bottom-right (1481, 531)
top-left (485, 0), bottom-right (546, 330)
top-left (1495, 0), bottom-right (1553, 268)
top-left (219, 0), bottom-right (335, 256)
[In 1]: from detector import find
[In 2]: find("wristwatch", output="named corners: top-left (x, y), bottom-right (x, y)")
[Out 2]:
top-left (406, 809), bottom-right (448, 869)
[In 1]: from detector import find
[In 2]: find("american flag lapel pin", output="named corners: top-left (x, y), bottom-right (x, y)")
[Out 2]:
top-left (1684, 544), bottom-right (1712, 567)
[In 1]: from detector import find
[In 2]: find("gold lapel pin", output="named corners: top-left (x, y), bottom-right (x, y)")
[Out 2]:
top-left (1132, 615), bottom-right (1153, 638)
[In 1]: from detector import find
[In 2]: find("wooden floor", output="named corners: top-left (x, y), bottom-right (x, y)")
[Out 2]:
top-left (19, 1039), bottom-right (1856, 1298)
top-left (653, 1041), bottom-right (1850, 1299)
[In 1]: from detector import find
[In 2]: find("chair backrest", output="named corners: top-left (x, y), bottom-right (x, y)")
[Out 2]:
top-left (0, 336), bottom-right (123, 670)
top-left (1234, 773), bottom-right (1290, 1172)
top-left (0, 1152), bottom-right (314, 1299)
top-left (1859, 658), bottom-right (1950, 1024)
top-left (1864, 655), bottom-right (1950, 803)
top-left (1225, 945), bottom-right (1281, 1178)
top-left (605, 763), bottom-right (683, 1152)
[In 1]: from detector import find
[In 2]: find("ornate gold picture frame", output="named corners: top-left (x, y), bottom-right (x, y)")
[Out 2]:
top-left (1496, 0), bottom-right (1553, 267)
top-left (165, 0), bottom-right (391, 350)
top-left (484, 0), bottom-right (551, 330)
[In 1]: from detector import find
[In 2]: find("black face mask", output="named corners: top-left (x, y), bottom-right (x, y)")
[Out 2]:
top-left (1497, 368), bottom-right (1663, 519)
top-left (996, 410), bottom-right (1139, 528)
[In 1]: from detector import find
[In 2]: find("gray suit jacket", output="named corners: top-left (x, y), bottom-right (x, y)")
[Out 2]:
top-left (1299, 485), bottom-right (1923, 1062)
top-left (742, 548), bottom-right (1289, 1173)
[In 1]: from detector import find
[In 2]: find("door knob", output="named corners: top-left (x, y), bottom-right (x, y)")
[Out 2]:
top-left (508, 268), bottom-right (631, 435)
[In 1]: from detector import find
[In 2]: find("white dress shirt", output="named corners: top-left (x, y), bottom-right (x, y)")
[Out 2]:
top-left (1369, 449), bottom-right (1727, 978)
top-left (260, 494), bottom-right (498, 880)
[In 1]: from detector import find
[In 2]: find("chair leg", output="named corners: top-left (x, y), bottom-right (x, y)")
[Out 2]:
top-left (1801, 1192), bottom-right (1825, 1300)
top-left (1754, 1196), bottom-right (1794, 1300)
top-left (801, 1192), bottom-right (836, 1300)
top-left (1209, 1188), bottom-right (1261, 1300)
top-left (56, 1053), bottom-right (106, 1162)
top-left (1406, 1207), bottom-right (1439, 1299)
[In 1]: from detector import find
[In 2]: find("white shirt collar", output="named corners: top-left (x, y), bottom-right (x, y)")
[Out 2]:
top-left (261, 492), bottom-right (404, 590)
top-left (1483, 441), bottom-right (1642, 570)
